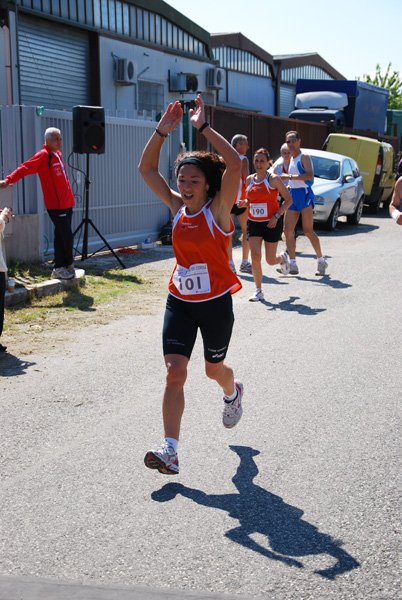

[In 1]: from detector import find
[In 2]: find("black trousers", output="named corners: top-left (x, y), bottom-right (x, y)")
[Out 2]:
top-left (0, 272), bottom-right (5, 338)
top-left (47, 207), bottom-right (74, 268)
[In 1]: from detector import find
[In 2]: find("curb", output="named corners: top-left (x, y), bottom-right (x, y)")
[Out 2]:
top-left (5, 268), bottom-right (86, 308)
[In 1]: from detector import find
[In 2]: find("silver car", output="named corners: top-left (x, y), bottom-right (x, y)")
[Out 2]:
top-left (305, 149), bottom-right (365, 231)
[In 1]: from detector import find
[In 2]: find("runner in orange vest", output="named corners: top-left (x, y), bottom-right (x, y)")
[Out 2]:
top-left (240, 148), bottom-right (293, 302)
top-left (139, 94), bottom-right (244, 475)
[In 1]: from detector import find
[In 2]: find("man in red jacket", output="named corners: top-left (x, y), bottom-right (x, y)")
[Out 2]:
top-left (0, 127), bottom-right (75, 280)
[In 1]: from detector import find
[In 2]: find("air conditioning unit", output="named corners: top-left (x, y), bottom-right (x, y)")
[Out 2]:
top-left (114, 58), bottom-right (135, 86)
top-left (185, 74), bottom-right (198, 93)
top-left (168, 71), bottom-right (199, 93)
top-left (169, 71), bottom-right (187, 92)
top-left (206, 67), bottom-right (224, 89)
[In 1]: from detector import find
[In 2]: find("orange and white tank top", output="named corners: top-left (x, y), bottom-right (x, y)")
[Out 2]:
top-left (235, 154), bottom-right (247, 204)
top-left (246, 173), bottom-right (279, 222)
top-left (168, 201), bottom-right (242, 302)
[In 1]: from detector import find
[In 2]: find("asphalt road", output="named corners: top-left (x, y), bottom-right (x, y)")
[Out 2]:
top-left (0, 209), bottom-right (401, 600)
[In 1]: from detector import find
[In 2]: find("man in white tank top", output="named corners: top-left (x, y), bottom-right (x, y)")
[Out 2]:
top-left (279, 131), bottom-right (328, 276)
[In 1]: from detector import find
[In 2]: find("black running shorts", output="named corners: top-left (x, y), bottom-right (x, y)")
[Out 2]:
top-left (247, 217), bottom-right (283, 243)
top-left (163, 292), bottom-right (234, 363)
top-left (231, 203), bottom-right (247, 216)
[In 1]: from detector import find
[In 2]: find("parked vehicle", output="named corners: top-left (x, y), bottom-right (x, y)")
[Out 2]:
top-left (323, 134), bottom-right (395, 213)
top-left (289, 80), bottom-right (389, 134)
top-left (303, 149), bottom-right (365, 231)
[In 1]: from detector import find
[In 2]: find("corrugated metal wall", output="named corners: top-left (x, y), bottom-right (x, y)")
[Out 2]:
top-left (18, 14), bottom-right (90, 110)
top-left (0, 105), bottom-right (171, 259)
top-left (279, 84), bottom-right (296, 119)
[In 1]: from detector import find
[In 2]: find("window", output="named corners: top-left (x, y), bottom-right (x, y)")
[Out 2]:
top-left (109, 0), bottom-right (116, 31)
top-left (116, 1), bottom-right (123, 34)
top-left (155, 15), bottom-right (161, 44)
top-left (101, 0), bottom-right (108, 29)
top-left (149, 12), bottom-right (155, 43)
top-left (94, 0), bottom-right (101, 27)
top-left (123, 3), bottom-right (129, 35)
top-left (161, 17), bottom-right (167, 46)
top-left (138, 81), bottom-right (164, 118)
top-left (137, 7), bottom-right (143, 38)
top-left (343, 160), bottom-right (353, 179)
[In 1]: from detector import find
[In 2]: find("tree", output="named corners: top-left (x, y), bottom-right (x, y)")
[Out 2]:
top-left (359, 63), bottom-right (402, 110)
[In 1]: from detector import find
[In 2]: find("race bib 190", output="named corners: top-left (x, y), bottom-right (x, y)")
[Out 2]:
top-left (250, 203), bottom-right (268, 218)
top-left (172, 263), bottom-right (211, 295)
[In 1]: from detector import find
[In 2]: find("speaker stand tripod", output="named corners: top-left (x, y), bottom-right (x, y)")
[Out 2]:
top-left (73, 154), bottom-right (126, 269)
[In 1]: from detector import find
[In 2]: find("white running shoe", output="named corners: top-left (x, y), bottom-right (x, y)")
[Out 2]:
top-left (144, 443), bottom-right (179, 475)
top-left (249, 289), bottom-right (264, 302)
top-left (289, 262), bottom-right (299, 275)
top-left (229, 260), bottom-right (237, 274)
top-left (315, 259), bottom-right (328, 276)
top-left (51, 267), bottom-right (74, 280)
top-left (239, 261), bottom-right (252, 274)
top-left (279, 251), bottom-right (290, 275)
top-left (222, 381), bottom-right (244, 429)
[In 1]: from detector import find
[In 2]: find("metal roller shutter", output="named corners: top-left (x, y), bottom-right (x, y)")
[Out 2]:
top-left (18, 14), bottom-right (90, 110)
top-left (280, 84), bottom-right (296, 119)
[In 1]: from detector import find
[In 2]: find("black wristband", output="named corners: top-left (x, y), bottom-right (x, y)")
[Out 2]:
top-left (198, 121), bottom-right (210, 134)
top-left (155, 127), bottom-right (168, 138)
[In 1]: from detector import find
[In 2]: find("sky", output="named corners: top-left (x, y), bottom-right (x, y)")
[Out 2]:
top-left (163, 0), bottom-right (402, 81)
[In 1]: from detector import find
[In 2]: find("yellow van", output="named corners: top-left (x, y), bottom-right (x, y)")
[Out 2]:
top-left (323, 133), bottom-right (395, 213)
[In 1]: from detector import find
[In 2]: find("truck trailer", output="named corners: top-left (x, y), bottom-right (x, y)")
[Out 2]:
top-left (289, 80), bottom-right (389, 134)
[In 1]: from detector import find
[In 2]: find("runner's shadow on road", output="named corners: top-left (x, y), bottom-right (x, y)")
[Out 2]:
top-left (282, 275), bottom-right (352, 290)
top-left (260, 295), bottom-right (326, 316)
top-left (152, 445), bottom-right (360, 580)
top-left (0, 353), bottom-right (36, 376)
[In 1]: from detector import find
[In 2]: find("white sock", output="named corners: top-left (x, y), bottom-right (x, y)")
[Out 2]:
top-left (318, 256), bottom-right (325, 263)
top-left (164, 437), bottom-right (178, 452)
top-left (241, 259), bottom-right (249, 265)
top-left (224, 386), bottom-right (238, 403)
top-left (290, 259), bottom-right (297, 266)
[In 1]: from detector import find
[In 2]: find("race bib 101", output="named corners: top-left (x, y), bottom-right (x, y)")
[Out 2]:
top-left (172, 263), bottom-right (211, 295)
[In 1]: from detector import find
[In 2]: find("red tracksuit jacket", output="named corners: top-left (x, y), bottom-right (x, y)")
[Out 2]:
top-left (6, 145), bottom-right (75, 210)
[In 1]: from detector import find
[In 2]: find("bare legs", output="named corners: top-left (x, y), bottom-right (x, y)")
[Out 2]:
top-left (284, 206), bottom-right (323, 260)
top-left (163, 353), bottom-right (235, 440)
top-left (249, 236), bottom-right (284, 289)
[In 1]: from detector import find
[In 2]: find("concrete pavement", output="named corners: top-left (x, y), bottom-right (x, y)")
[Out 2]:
top-left (1, 212), bottom-right (401, 599)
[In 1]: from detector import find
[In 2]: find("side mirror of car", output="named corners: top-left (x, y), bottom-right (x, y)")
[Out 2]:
top-left (344, 175), bottom-right (354, 183)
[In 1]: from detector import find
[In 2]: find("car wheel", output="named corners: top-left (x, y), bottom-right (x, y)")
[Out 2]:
top-left (347, 197), bottom-right (364, 225)
top-left (325, 200), bottom-right (340, 231)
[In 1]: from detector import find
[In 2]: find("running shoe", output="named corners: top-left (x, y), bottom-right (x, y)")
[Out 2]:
top-left (51, 267), bottom-right (75, 280)
top-left (144, 442), bottom-right (179, 475)
top-left (279, 251), bottom-right (290, 275)
top-left (222, 380), bottom-right (244, 429)
top-left (229, 260), bottom-right (237, 274)
top-left (315, 259), bottom-right (328, 276)
top-left (249, 289), bottom-right (264, 302)
top-left (239, 261), bottom-right (252, 274)
top-left (289, 263), bottom-right (299, 275)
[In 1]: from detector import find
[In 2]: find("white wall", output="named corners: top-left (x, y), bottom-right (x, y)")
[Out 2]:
top-left (99, 36), bottom-right (216, 114)
top-left (227, 71), bottom-right (275, 115)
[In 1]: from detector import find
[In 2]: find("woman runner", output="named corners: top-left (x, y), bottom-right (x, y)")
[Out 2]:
top-left (139, 94), bottom-right (243, 475)
top-left (239, 148), bottom-right (293, 302)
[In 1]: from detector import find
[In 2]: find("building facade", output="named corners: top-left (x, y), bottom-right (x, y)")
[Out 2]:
top-left (0, 0), bottom-right (222, 116)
